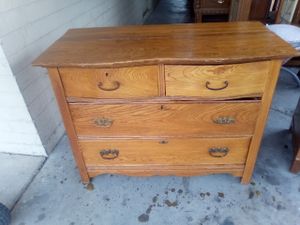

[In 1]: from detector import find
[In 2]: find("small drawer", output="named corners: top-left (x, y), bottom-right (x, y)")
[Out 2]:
top-left (165, 61), bottom-right (270, 99)
top-left (201, 0), bottom-right (231, 9)
top-left (70, 101), bottom-right (261, 137)
top-left (59, 66), bottom-right (159, 98)
top-left (79, 137), bottom-right (250, 167)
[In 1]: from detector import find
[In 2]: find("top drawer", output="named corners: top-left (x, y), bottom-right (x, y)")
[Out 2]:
top-left (165, 61), bottom-right (270, 99)
top-left (59, 66), bottom-right (159, 99)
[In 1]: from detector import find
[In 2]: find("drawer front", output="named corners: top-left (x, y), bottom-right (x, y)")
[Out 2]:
top-left (59, 66), bottom-right (159, 98)
top-left (80, 137), bottom-right (250, 166)
top-left (70, 102), bottom-right (261, 137)
top-left (201, 0), bottom-right (231, 9)
top-left (165, 62), bottom-right (270, 99)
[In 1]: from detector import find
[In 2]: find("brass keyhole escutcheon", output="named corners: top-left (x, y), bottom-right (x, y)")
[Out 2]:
top-left (160, 105), bottom-right (169, 111)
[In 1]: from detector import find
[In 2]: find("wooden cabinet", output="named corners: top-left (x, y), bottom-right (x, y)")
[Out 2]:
top-left (249, 0), bottom-right (272, 22)
top-left (194, 0), bottom-right (232, 22)
top-left (33, 22), bottom-right (296, 185)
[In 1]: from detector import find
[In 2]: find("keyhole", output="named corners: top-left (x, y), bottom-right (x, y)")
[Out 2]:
top-left (105, 72), bottom-right (109, 77)
top-left (160, 105), bottom-right (164, 110)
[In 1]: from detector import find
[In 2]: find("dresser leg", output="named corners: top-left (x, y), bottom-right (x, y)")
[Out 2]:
top-left (84, 180), bottom-right (94, 191)
top-left (240, 176), bottom-right (251, 185)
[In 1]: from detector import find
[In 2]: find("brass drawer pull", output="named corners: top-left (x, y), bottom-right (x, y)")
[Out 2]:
top-left (213, 116), bottom-right (235, 124)
top-left (100, 149), bottom-right (119, 160)
top-left (217, 0), bottom-right (225, 4)
top-left (209, 147), bottom-right (229, 158)
top-left (98, 81), bottom-right (120, 91)
top-left (205, 81), bottom-right (228, 91)
top-left (94, 117), bottom-right (113, 128)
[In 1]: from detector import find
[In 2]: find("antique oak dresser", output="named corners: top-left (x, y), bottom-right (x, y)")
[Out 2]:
top-left (33, 22), bottom-right (296, 185)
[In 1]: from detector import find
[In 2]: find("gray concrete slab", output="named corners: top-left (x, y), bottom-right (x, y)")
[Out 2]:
top-left (0, 153), bottom-right (45, 209)
top-left (272, 69), bottom-right (300, 116)
top-left (9, 73), bottom-right (300, 225)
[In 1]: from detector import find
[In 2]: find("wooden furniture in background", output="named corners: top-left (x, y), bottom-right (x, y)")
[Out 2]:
top-left (291, 97), bottom-right (300, 173)
top-left (33, 22), bottom-right (296, 185)
top-left (194, 0), bottom-right (232, 22)
top-left (292, 0), bottom-right (300, 24)
top-left (229, 0), bottom-right (284, 23)
top-left (198, 0), bottom-right (271, 23)
top-left (249, 0), bottom-right (272, 22)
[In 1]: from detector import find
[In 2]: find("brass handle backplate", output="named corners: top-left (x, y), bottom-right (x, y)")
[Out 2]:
top-left (100, 149), bottom-right (119, 160)
top-left (205, 81), bottom-right (228, 91)
top-left (94, 117), bottom-right (113, 128)
top-left (98, 81), bottom-right (120, 91)
top-left (209, 147), bottom-right (229, 158)
top-left (213, 116), bottom-right (235, 124)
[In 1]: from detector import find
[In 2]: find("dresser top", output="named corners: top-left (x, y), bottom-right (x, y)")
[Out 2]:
top-left (33, 22), bottom-right (297, 68)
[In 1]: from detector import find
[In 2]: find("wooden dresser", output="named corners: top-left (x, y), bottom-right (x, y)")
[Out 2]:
top-left (33, 22), bottom-right (296, 185)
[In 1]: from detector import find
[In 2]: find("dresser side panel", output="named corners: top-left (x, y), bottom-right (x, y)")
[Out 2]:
top-left (47, 68), bottom-right (90, 184)
top-left (241, 60), bottom-right (282, 184)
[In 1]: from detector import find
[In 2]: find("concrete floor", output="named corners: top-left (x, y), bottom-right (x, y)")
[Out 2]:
top-left (9, 69), bottom-right (300, 225)
top-left (0, 153), bottom-right (45, 209)
top-left (4, 0), bottom-right (300, 224)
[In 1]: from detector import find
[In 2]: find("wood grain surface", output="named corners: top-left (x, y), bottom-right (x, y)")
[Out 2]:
top-left (32, 22), bottom-right (295, 184)
top-left (79, 137), bottom-right (250, 166)
top-left (165, 61), bottom-right (270, 99)
top-left (47, 68), bottom-right (90, 184)
top-left (241, 60), bottom-right (282, 184)
top-left (69, 102), bottom-right (261, 137)
top-left (59, 66), bottom-right (159, 98)
top-left (87, 164), bottom-right (244, 177)
top-left (32, 22), bottom-right (297, 68)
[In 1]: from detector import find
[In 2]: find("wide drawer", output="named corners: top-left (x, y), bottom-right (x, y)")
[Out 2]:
top-left (59, 66), bottom-right (159, 98)
top-left (70, 102), bottom-right (261, 137)
top-left (165, 61), bottom-right (270, 99)
top-left (80, 137), bottom-right (250, 166)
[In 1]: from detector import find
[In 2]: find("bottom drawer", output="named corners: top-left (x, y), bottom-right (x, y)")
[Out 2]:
top-left (79, 137), bottom-right (251, 167)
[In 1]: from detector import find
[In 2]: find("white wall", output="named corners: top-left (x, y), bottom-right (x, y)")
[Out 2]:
top-left (0, 45), bottom-right (46, 156)
top-left (0, 0), bottom-right (156, 155)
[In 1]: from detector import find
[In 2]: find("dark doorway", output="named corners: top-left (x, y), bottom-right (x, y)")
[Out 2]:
top-left (145, 0), bottom-right (194, 24)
